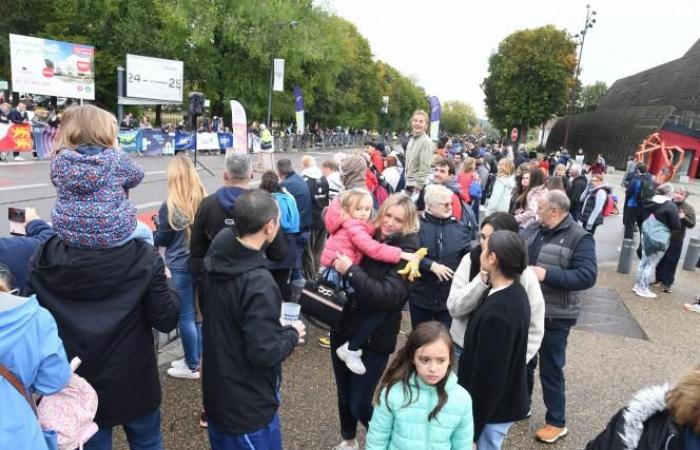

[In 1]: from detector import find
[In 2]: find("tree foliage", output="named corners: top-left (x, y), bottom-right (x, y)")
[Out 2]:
top-left (440, 100), bottom-right (479, 135)
top-left (482, 25), bottom-right (577, 135)
top-left (0, 0), bottom-right (427, 129)
top-left (575, 81), bottom-right (608, 113)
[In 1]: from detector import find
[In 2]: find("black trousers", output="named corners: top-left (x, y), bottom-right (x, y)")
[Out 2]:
top-left (624, 206), bottom-right (643, 239)
top-left (655, 238), bottom-right (683, 286)
top-left (330, 331), bottom-right (389, 440)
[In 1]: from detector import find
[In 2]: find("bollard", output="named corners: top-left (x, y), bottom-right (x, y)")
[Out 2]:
top-left (617, 238), bottom-right (636, 274)
top-left (682, 237), bottom-right (700, 271)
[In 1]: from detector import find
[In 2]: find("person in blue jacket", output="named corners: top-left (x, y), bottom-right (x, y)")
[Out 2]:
top-left (277, 158), bottom-right (312, 282)
top-left (521, 190), bottom-right (597, 444)
top-left (0, 265), bottom-right (71, 450)
top-left (0, 208), bottom-right (55, 291)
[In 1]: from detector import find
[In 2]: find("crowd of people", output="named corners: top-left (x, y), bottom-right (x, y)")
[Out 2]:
top-left (0, 105), bottom-right (698, 450)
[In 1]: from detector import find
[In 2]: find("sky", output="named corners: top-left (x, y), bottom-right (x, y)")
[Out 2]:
top-left (326, 0), bottom-right (699, 118)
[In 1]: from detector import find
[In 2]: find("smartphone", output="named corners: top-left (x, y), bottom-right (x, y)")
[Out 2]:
top-left (8, 207), bottom-right (26, 236)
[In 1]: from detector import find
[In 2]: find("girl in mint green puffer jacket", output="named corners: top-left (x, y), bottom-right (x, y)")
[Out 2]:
top-left (366, 322), bottom-right (474, 450)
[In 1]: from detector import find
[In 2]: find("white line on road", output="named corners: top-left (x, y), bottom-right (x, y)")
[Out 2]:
top-left (0, 183), bottom-right (49, 192)
top-left (145, 170), bottom-right (166, 176)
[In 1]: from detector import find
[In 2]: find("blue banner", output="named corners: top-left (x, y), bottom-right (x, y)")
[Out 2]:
top-left (141, 129), bottom-right (174, 156)
top-left (429, 96), bottom-right (441, 141)
top-left (217, 133), bottom-right (234, 150)
top-left (174, 132), bottom-right (195, 151)
top-left (118, 130), bottom-right (142, 153)
top-left (31, 124), bottom-right (58, 160)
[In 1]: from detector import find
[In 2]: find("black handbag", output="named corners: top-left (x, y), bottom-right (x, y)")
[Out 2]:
top-left (299, 269), bottom-right (350, 330)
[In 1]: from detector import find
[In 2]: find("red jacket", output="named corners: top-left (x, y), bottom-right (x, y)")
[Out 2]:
top-left (370, 150), bottom-right (384, 172)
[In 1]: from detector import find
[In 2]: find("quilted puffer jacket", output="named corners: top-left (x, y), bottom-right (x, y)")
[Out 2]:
top-left (320, 197), bottom-right (401, 268)
top-left (365, 373), bottom-right (474, 450)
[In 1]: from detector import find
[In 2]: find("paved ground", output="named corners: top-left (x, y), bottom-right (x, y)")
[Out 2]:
top-left (2, 155), bottom-right (698, 449)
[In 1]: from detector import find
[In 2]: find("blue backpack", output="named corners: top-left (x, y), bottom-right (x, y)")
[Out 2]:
top-left (468, 179), bottom-right (483, 199)
top-left (273, 192), bottom-right (300, 233)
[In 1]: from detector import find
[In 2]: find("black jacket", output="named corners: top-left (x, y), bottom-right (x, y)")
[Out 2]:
top-left (302, 173), bottom-right (330, 229)
top-left (643, 197), bottom-right (681, 232)
top-left (410, 213), bottom-right (470, 311)
top-left (586, 384), bottom-right (696, 450)
top-left (189, 186), bottom-right (287, 277)
top-left (340, 233), bottom-right (420, 355)
top-left (201, 228), bottom-right (299, 434)
top-left (282, 172), bottom-right (313, 230)
top-left (25, 236), bottom-right (179, 427)
top-left (458, 282), bottom-right (530, 441)
top-left (568, 175), bottom-right (588, 212)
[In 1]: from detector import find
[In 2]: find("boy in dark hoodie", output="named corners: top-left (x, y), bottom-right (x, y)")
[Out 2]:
top-left (201, 189), bottom-right (305, 450)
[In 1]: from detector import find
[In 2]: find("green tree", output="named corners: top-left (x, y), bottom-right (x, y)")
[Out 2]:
top-left (440, 100), bottom-right (478, 135)
top-left (575, 81), bottom-right (608, 113)
top-left (482, 25), bottom-right (577, 141)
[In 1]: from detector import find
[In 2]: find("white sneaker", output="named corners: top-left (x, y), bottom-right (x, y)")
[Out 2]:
top-left (170, 358), bottom-right (187, 369)
top-left (336, 342), bottom-right (366, 375)
top-left (331, 440), bottom-right (359, 450)
top-left (14, 156), bottom-right (24, 161)
top-left (683, 303), bottom-right (700, 314)
top-left (167, 366), bottom-right (201, 379)
top-left (635, 288), bottom-right (657, 299)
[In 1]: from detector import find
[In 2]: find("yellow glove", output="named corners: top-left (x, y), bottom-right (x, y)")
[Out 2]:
top-left (397, 247), bottom-right (428, 282)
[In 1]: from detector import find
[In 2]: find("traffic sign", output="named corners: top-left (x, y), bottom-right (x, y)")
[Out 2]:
top-left (511, 127), bottom-right (518, 142)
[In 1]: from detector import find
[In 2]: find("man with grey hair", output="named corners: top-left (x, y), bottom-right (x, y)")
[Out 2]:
top-left (190, 154), bottom-right (287, 279)
top-left (654, 186), bottom-right (695, 293)
top-left (566, 163), bottom-right (588, 222)
top-left (521, 189), bottom-right (597, 443)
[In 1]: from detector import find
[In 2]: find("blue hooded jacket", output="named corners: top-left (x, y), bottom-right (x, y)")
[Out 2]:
top-left (0, 220), bottom-right (55, 291)
top-left (0, 293), bottom-right (71, 450)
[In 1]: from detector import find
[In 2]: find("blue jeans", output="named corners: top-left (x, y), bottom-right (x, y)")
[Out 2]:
top-left (477, 422), bottom-right (513, 450)
top-left (208, 413), bottom-right (281, 450)
top-left (527, 318), bottom-right (575, 427)
top-left (171, 268), bottom-right (201, 370)
top-left (291, 231), bottom-right (310, 281)
top-left (84, 409), bottom-right (163, 450)
top-left (348, 312), bottom-right (385, 351)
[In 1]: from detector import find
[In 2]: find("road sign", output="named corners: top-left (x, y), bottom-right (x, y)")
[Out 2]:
top-left (511, 127), bottom-right (518, 142)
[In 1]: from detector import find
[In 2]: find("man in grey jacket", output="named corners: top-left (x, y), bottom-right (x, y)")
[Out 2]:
top-left (403, 110), bottom-right (433, 199)
top-left (521, 190), bottom-right (598, 444)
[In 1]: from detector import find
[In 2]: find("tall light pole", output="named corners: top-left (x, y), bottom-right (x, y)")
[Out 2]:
top-left (563, 4), bottom-right (597, 149)
top-left (266, 20), bottom-right (299, 128)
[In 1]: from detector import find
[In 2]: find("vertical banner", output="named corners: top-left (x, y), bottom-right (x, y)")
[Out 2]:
top-left (273, 59), bottom-right (285, 92)
top-left (429, 96), bottom-right (441, 142)
top-left (293, 86), bottom-right (305, 135)
top-left (230, 100), bottom-right (248, 155)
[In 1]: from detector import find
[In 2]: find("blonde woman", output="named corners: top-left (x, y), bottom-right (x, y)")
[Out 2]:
top-left (484, 158), bottom-right (516, 216)
top-left (154, 155), bottom-right (207, 379)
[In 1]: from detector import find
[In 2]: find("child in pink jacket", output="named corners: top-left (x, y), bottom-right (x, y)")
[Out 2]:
top-left (322, 188), bottom-right (416, 375)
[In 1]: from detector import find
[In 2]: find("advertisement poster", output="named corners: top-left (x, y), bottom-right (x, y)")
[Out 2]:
top-left (196, 132), bottom-right (220, 150)
top-left (126, 54), bottom-right (184, 102)
top-left (0, 123), bottom-right (33, 152)
top-left (273, 59), bottom-right (285, 92)
top-left (10, 34), bottom-right (95, 100)
top-left (174, 132), bottom-right (195, 152)
top-left (230, 100), bottom-right (248, 155)
top-left (118, 130), bottom-right (141, 153)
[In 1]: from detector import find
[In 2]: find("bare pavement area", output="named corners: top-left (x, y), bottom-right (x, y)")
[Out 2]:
top-left (1, 155), bottom-right (698, 449)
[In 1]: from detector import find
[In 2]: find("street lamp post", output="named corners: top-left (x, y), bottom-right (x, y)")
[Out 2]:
top-left (563, 4), bottom-right (597, 149)
top-left (266, 20), bottom-right (298, 128)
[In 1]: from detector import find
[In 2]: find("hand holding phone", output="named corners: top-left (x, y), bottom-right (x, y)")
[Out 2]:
top-left (9, 207), bottom-right (26, 236)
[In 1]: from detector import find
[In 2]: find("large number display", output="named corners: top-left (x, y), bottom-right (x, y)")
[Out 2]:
top-left (10, 34), bottom-right (95, 99)
top-left (126, 54), bottom-right (184, 102)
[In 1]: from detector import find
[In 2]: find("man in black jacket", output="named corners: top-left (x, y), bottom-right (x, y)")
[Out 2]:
top-left (201, 190), bottom-right (304, 450)
top-left (300, 155), bottom-right (330, 280)
top-left (567, 164), bottom-right (588, 222)
top-left (277, 158), bottom-right (312, 282)
top-left (189, 154), bottom-right (287, 279)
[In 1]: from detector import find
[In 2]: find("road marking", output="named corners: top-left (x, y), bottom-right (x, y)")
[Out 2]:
top-left (0, 183), bottom-right (48, 192)
top-left (137, 201), bottom-right (163, 210)
top-left (145, 170), bottom-right (166, 176)
top-left (0, 160), bottom-right (51, 166)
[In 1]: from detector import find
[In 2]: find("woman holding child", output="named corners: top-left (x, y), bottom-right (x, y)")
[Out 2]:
top-left (329, 193), bottom-right (420, 450)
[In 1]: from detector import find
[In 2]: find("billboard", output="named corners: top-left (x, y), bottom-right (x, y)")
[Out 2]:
top-left (126, 54), bottom-right (183, 102)
top-left (10, 34), bottom-right (95, 99)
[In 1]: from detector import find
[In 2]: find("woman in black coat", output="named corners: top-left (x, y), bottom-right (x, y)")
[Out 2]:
top-left (329, 194), bottom-right (420, 450)
top-left (409, 184), bottom-right (470, 329)
top-left (458, 230), bottom-right (530, 450)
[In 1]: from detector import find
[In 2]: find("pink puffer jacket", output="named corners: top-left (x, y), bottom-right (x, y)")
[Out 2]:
top-left (321, 198), bottom-right (402, 268)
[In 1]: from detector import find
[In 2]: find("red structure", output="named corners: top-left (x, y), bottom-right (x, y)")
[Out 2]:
top-left (635, 131), bottom-right (700, 181)
top-left (658, 129), bottom-right (700, 179)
